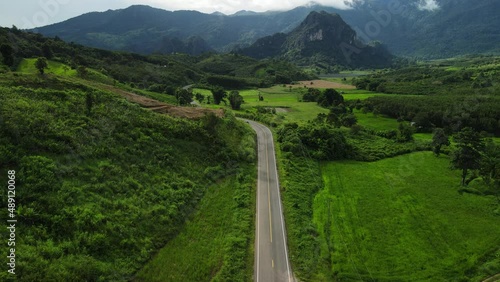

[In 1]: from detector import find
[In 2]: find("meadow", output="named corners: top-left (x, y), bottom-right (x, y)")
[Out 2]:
top-left (193, 84), bottom-right (397, 124)
top-left (17, 58), bottom-right (77, 76)
top-left (353, 110), bottom-right (400, 131)
top-left (314, 152), bottom-right (500, 281)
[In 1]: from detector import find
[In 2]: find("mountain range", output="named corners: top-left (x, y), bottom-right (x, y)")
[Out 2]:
top-left (238, 11), bottom-right (393, 68)
top-left (33, 0), bottom-right (500, 59)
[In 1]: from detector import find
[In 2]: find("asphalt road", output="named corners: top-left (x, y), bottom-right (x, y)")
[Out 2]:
top-left (245, 120), bottom-right (294, 282)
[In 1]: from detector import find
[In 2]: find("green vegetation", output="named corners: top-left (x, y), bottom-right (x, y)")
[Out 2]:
top-left (195, 86), bottom-right (330, 123)
top-left (2, 24), bottom-right (499, 282)
top-left (196, 54), bottom-right (311, 87)
top-left (268, 56), bottom-right (500, 282)
top-left (451, 127), bottom-right (485, 186)
top-left (0, 27), bottom-right (311, 94)
top-left (211, 86), bottom-right (228, 105)
top-left (0, 27), bottom-right (259, 281)
top-left (32, 1), bottom-right (500, 59)
top-left (361, 95), bottom-right (500, 135)
top-left (0, 80), bottom-right (256, 281)
top-left (277, 123), bottom-right (352, 160)
top-left (135, 164), bottom-right (256, 282)
top-left (17, 58), bottom-right (77, 76)
top-left (313, 153), bottom-right (500, 281)
top-left (279, 155), bottom-right (323, 280)
top-left (352, 56), bottom-right (500, 96)
top-left (175, 88), bottom-right (193, 105)
top-left (229, 90), bottom-right (244, 110)
top-left (34, 57), bottom-right (48, 74)
top-left (239, 11), bottom-right (393, 68)
top-left (353, 110), bottom-right (400, 131)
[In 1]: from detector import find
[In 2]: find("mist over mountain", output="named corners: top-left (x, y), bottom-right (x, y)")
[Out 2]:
top-left (33, 0), bottom-right (500, 58)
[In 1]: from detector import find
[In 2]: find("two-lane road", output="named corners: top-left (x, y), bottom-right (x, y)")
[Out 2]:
top-left (245, 120), bottom-right (293, 282)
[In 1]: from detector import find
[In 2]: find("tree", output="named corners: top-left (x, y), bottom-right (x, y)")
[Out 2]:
top-left (175, 88), bottom-right (193, 106)
top-left (211, 86), bottom-right (227, 105)
top-left (86, 92), bottom-right (94, 116)
top-left (302, 88), bottom-right (320, 102)
top-left (195, 93), bottom-right (205, 104)
top-left (480, 140), bottom-right (500, 201)
top-left (432, 128), bottom-right (450, 156)
top-left (76, 65), bottom-right (88, 78)
top-left (35, 57), bottom-right (48, 74)
top-left (327, 105), bottom-right (347, 128)
top-left (413, 111), bottom-right (432, 132)
top-left (396, 122), bottom-right (415, 143)
top-left (341, 113), bottom-right (358, 128)
top-left (318, 88), bottom-right (344, 107)
top-left (0, 44), bottom-right (14, 67)
top-left (41, 42), bottom-right (53, 59)
top-left (228, 91), bottom-right (244, 110)
top-left (450, 127), bottom-right (484, 186)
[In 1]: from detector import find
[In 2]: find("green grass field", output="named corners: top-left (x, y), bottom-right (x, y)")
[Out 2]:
top-left (17, 58), bottom-right (115, 85)
top-left (313, 152), bottom-right (500, 281)
top-left (414, 133), bottom-right (433, 141)
top-left (343, 92), bottom-right (392, 100)
top-left (354, 110), bottom-right (400, 131)
top-left (135, 178), bottom-right (236, 281)
top-left (17, 58), bottom-right (77, 76)
top-left (194, 87), bottom-right (329, 123)
top-left (134, 167), bottom-right (255, 282)
top-left (194, 87), bottom-right (400, 124)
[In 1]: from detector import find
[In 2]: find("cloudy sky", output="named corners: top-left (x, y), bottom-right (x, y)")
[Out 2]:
top-left (0, 0), bottom-right (360, 29)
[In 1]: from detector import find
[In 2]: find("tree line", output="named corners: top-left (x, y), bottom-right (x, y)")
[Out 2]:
top-left (360, 95), bottom-right (500, 136)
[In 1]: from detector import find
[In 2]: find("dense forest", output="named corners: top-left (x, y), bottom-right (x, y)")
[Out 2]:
top-left (351, 56), bottom-right (500, 136)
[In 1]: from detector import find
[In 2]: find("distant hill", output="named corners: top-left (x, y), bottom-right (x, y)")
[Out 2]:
top-left (32, 0), bottom-right (500, 58)
top-left (0, 27), bottom-right (311, 90)
top-left (238, 11), bottom-right (393, 68)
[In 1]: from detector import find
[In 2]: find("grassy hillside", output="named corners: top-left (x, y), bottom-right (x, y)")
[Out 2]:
top-left (0, 70), bottom-right (255, 281)
top-left (17, 58), bottom-right (77, 76)
top-left (314, 153), bottom-right (499, 281)
top-left (135, 164), bottom-right (256, 281)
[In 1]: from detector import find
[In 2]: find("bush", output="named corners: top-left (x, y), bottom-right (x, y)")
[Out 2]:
top-left (278, 123), bottom-right (353, 160)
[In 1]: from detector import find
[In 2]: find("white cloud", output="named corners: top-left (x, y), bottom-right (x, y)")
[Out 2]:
top-left (417, 0), bottom-right (440, 11)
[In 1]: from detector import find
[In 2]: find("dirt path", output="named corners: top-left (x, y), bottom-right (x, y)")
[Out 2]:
top-left (483, 273), bottom-right (500, 282)
top-left (98, 84), bottom-right (224, 119)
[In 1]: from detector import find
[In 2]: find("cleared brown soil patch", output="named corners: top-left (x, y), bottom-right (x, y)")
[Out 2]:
top-left (289, 80), bottom-right (356, 90)
top-left (268, 107), bottom-right (291, 113)
top-left (99, 85), bottom-right (224, 119)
